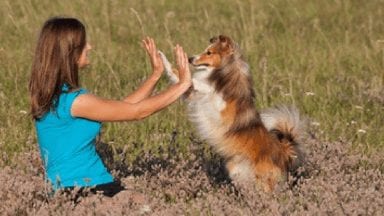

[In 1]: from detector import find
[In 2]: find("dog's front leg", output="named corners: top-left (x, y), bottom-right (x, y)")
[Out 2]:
top-left (158, 51), bottom-right (180, 84)
top-left (159, 51), bottom-right (194, 99)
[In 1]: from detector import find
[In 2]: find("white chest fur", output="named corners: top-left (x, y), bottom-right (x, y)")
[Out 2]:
top-left (158, 52), bottom-right (229, 147)
top-left (187, 69), bottom-right (227, 145)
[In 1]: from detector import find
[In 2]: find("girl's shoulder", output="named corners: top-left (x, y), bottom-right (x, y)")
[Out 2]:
top-left (61, 84), bottom-right (87, 94)
top-left (57, 85), bottom-right (89, 118)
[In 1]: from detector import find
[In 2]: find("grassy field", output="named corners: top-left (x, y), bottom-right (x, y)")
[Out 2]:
top-left (0, 0), bottom-right (383, 162)
top-left (1, 0), bottom-right (384, 214)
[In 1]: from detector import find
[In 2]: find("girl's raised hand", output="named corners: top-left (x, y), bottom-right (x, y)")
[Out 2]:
top-left (142, 37), bottom-right (164, 78)
top-left (174, 44), bottom-right (192, 88)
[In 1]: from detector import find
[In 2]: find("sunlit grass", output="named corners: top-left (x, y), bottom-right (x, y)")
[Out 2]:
top-left (0, 0), bottom-right (383, 164)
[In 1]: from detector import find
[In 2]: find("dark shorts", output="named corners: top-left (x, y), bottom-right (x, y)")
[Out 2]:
top-left (61, 181), bottom-right (125, 203)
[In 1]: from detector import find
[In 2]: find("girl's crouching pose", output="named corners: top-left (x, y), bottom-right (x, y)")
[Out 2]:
top-left (29, 17), bottom-right (191, 200)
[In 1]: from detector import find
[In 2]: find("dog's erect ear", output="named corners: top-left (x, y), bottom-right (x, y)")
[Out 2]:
top-left (218, 35), bottom-right (233, 49)
top-left (209, 35), bottom-right (234, 53)
top-left (209, 35), bottom-right (232, 45)
top-left (219, 35), bottom-right (230, 43)
top-left (209, 36), bottom-right (218, 44)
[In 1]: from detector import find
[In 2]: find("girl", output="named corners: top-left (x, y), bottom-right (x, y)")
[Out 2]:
top-left (29, 17), bottom-right (191, 198)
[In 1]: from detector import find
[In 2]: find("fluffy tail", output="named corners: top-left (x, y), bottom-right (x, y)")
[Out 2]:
top-left (260, 105), bottom-right (306, 173)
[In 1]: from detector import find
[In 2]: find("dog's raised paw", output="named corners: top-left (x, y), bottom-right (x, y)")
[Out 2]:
top-left (158, 51), bottom-right (179, 83)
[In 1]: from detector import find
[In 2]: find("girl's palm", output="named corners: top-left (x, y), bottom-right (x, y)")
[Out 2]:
top-left (142, 37), bottom-right (164, 76)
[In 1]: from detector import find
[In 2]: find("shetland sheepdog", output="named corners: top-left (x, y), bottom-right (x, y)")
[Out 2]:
top-left (159, 35), bottom-right (305, 191)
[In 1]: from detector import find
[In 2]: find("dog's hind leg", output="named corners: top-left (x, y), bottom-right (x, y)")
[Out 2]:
top-left (254, 160), bottom-right (283, 192)
top-left (226, 156), bottom-right (255, 186)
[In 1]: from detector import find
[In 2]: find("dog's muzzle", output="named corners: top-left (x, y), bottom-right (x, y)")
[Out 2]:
top-left (188, 57), bottom-right (194, 64)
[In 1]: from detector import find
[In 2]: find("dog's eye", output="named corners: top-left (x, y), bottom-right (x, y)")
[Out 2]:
top-left (206, 51), bottom-right (212, 55)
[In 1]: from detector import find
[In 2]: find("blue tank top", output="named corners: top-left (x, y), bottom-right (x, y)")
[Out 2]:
top-left (35, 85), bottom-right (113, 190)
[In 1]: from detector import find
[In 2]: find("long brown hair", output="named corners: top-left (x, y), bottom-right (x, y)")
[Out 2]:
top-left (29, 17), bottom-right (86, 119)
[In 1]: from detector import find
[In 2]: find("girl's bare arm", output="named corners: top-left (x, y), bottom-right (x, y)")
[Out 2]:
top-left (71, 44), bottom-right (191, 122)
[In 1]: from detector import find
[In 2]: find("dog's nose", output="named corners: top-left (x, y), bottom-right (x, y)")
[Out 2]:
top-left (188, 57), bottom-right (194, 64)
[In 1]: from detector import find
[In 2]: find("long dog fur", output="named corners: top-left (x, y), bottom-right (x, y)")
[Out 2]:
top-left (159, 35), bottom-right (306, 191)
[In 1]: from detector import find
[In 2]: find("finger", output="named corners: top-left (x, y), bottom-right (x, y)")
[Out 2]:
top-left (141, 39), bottom-right (147, 49)
top-left (151, 39), bottom-right (159, 60)
top-left (144, 36), bottom-right (150, 45)
top-left (150, 39), bottom-right (158, 58)
top-left (146, 37), bottom-right (153, 48)
top-left (181, 50), bottom-right (186, 70)
top-left (178, 45), bottom-right (183, 67)
top-left (183, 50), bottom-right (191, 71)
top-left (150, 37), bottom-right (155, 50)
top-left (177, 45), bottom-right (183, 69)
top-left (148, 37), bottom-right (153, 51)
top-left (178, 45), bottom-right (183, 65)
top-left (179, 46), bottom-right (186, 69)
top-left (142, 38), bottom-right (150, 53)
top-left (145, 37), bottom-right (157, 60)
top-left (151, 38), bottom-right (157, 57)
top-left (144, 37), bottom-right (151, 50)
top-left (175, 45), bottom-right (180, 66)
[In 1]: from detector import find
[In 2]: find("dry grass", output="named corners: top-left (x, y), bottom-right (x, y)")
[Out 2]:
top-left (1, 135), bottom-right (383, 215)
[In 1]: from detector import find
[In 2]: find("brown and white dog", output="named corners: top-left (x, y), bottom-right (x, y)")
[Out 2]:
top-left (159, 35), bottom-right (305, 191)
